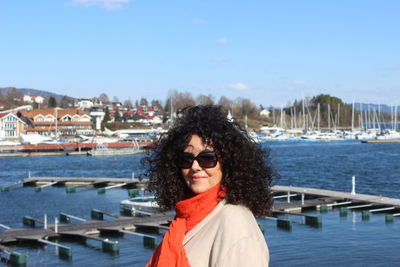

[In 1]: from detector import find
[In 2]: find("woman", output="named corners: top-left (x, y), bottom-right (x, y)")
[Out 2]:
top-left (143, 105), bottom-right (274, 267)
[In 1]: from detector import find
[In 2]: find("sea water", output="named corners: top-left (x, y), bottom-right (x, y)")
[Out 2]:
top-left (0, 140), bottom-right (399, 266)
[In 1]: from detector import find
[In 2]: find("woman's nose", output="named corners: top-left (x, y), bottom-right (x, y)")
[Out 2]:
top-left (191, 159), bottom-right (202, 170)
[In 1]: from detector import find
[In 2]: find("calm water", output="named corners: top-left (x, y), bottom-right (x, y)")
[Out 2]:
top-left (0, 141), bottom-right (399, 266)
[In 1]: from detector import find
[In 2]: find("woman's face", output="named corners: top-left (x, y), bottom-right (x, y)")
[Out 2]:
top-left (181, 134), bottom-right (223, 194)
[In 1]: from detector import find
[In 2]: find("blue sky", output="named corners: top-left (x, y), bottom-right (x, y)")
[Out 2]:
top-left (1, 0), bottom-right (400, 106)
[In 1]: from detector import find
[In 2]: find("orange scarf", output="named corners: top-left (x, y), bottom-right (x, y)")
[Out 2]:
top-left (146, 184), bottom-right (225, 267)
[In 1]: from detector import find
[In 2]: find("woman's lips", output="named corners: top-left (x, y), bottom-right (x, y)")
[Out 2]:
top-left (192, 176), bottom-right (206, 181)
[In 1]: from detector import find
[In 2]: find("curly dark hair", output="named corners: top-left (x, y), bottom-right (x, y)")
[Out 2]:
top-left (141, 105), bottom-right (275, 217)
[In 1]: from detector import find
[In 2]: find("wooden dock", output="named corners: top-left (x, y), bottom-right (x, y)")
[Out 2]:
top-left (2, 180), bottom-right (400, 265)
top-left (273, 185), bottom-right (400, 208)
top-left (0, 213), bottom-right (173, 244)
top-left (361, 139), bottom-right (400, 143)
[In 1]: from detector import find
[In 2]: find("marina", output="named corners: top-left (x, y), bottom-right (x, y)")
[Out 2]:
top-left (1, 175), bottom-right (400, 265)
top-left (1, 141), bottom-right (400, 266)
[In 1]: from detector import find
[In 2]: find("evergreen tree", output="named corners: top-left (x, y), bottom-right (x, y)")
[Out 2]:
top-left (101, 107), bottom-right (110, 131)
top-left (48, 96), bottom-right (57, 107)
top-left (114, 108), bottom-right (122, 122)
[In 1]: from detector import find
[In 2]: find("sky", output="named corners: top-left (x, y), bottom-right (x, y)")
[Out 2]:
top-left (1, 0), bottom-right (400, 107)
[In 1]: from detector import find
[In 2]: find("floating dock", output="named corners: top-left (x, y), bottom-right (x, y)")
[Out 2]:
top-left (1, 181), bottom-right (400, 265)
top-left (361, 139), bottom-right (400, 143)
top-left (0, 141), bottom-right (153, 157)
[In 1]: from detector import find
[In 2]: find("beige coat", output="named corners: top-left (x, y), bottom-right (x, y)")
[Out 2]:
top-left (183, 201), bottom-right (269, 267)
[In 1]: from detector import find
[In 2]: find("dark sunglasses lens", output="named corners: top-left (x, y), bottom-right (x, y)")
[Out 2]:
top-left (197, 153), bottom-right (218, 168)
top-left (180, 154), bottom-right (194, 169)
top-left (179, 152), bottom-right (218, 169)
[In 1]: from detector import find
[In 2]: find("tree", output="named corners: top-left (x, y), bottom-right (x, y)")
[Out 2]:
top-left (196, 94), bottom-right (214, 105)
top-left (48, 96), bottom-right (57, 108)
top-left (60, 96), bottom-right (73, 108)
top-left (101, 107), bottom-right (110, 131)
top-left (124, 98), bottom-right (133, 107)
top-left (114, 108), bottom-right (122, 122)
top-left (6, 87), bottom-right (22, 103)
top-left (218, 96), bottom-right (233, 111)
top-left (167, 90), bottom-right (195, 113)
top-left (235, 97), bottom-right (258, 119)
top-left (151, 99), bottom-right (163, 112)
top-left (99, 93), bottom-right (110, 103)
top-left (139, 97), bottom-right (148, 106)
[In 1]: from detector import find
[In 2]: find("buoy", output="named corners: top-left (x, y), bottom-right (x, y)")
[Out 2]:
top-left (114, 157), bottom-right (118, 161)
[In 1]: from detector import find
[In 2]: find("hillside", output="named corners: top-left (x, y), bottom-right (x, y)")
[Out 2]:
top-left (0, 87), bottom-right (74, 102)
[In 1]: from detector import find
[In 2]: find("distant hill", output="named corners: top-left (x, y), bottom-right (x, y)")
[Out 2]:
top-left (0, 87), bottom-right (74, 102)
top-left (353, 103), bottom-right (399, 113)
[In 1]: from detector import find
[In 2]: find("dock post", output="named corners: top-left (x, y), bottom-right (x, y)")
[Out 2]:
top-left (351, 176), bottom-right (356, 195)
top-left (340, 207), bottom-right (348, 217)
top-left (58, 246), bottom-right (73, 260)
top-left (22, 216), bottom-right (36, 227)
top-left (276, 219), bottom-right (292, 231)
top-left (102, 239), bottom-right (119, 253)
top-left (258, 223), bottom-right (265, 234)
top-left (0, 186), bottom-right (10, 192)
top-left (305, 215), bottom-right (322, 227)
top-left (301, 193), bottom-right (304, 205)
top-left (287, 191), bottom-right (291, 203)
top-left (143, 236), bottom-right (157, 249)
top-left (55, 217), bottom-right (58, 233)
top-left (65, 187), bottom-right (76, 193)
top-left (10, 252), bottom-right (27, 266)
top-left (319, 205), bottom-right (328, 213)
top-left (44, 214), bottom-right (47, 230)
top-left (91, 209), bottom-right (104, 220)
top-left (97, 188), bottom-right (106, 194)
top-left (362, 210), bottom-right (370, 220)
top-left (59, 213), bottom-right (70, 223)
top-left (385, 215), bottom-right (394, 223)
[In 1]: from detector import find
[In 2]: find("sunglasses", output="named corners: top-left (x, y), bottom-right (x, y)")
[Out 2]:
top-left (179, 151), bottom-right (219, 169)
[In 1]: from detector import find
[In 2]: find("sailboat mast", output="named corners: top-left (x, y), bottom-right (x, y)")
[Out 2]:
top-left (351, 101), bottom-right (354, 132)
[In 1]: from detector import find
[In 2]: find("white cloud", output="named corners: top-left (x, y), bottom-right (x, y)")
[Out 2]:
top-left (70, 0), bottom-right (130, 10)
top-left (217, 37), bottom-right (228, 45)
top-left (226, 82), bottom-right (249, 91)
top-left (192, 18), bottom-right (204, 24)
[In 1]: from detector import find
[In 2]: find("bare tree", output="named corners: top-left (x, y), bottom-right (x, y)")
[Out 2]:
top-left (235, 97), bottom-right (258, 119)
top-left (124, 97), bottom-right (133, 107)
top-left (196, 94), bottom-right (214, 105)
top-left (218, 96), bottom-right (233, 112)
top-left (139, 97), bottom-right (148, 106)
top-left (168, 90), bottom-right (195, 112)
top-left (99, 93), bottom-right (110, 103)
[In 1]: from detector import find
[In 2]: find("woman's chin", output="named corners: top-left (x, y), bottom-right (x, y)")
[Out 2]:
top-left (187, 181), bottom-right (212, 194)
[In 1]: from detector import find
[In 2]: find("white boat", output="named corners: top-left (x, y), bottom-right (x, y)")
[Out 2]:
top-left (89, 140), bottom-right (142, 157)
top-left (376, 130), bottom-right (400, 140)
top-left (120, 195), bottom-right (159, 216)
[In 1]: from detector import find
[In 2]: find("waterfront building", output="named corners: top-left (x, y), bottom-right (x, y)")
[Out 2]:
top-left (18, 108), bottom-right (94, 136)
top-left (0, 112), bottom-right (26, 140)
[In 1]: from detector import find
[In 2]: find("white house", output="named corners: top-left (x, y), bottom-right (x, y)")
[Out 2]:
top-left (0, 112), bottom-right (26, 139)
top-left (260, 109), bottom-right (270, 118)
top-left (23, 95), bottom-right (44, 104)
top-left (76, 98), bottom-right (95, 109)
